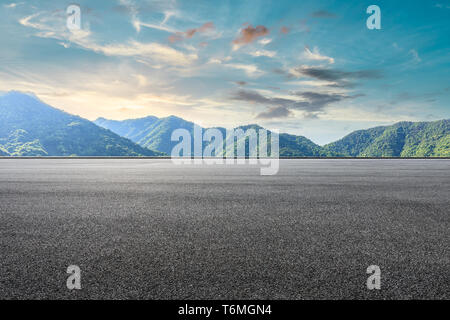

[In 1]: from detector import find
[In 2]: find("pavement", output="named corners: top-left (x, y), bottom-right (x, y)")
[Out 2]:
top-left (0, 159), bottom-right (448, 299)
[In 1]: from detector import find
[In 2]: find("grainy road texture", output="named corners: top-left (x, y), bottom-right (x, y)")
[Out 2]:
top-left (0, 159), bottom-right (448, 299)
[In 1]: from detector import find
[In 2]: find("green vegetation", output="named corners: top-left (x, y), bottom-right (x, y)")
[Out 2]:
top-left (2, 91), bottom-right (448, 157)
top-left (0, 91), bottom-right (164, 156)
top-left (324, 120), bottom-right (449, 157)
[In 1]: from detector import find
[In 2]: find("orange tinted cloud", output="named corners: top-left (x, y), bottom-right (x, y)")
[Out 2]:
top-left (169, 22), bottom-right (215, 42)
top-left (232, 25), bottom-right (269, 47)
top-left (280, 26), bottom-right (290, 34)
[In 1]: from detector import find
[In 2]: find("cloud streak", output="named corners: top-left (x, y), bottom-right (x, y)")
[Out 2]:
top-left (302, 46), bottom-right (334, 64)
top-left (231, 89), bottom-right (363, 119)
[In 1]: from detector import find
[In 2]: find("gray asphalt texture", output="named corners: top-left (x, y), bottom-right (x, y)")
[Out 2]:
top-left (0, 159), bottom-right (448, 300)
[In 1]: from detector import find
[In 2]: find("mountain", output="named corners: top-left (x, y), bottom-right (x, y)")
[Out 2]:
top-left (2, 91), bottom-right (448, 157)
top-left (96, 115), bottom-right (198, 155)
top-left (0, 91), bottom-right (163, 156)
top-left (324, 120), bottom-right (450, 157)
top-left (95, 117), bottom-right (326, 156)
top-left (0, 147), bottom-right (9, 156)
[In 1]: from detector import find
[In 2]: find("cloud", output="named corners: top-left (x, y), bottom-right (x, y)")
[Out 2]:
top-left (18, 12), bottom-right (197, 67)
top-left (280, 26), bottom-right (290, 34)
top-left (291, 65), bottom-right (382, 82)
top-left (208, 58), bottom-right (263, 77)
top-left (248, 50), bottom-right (277, 58)
top-left (256, 106), bottom-right (293, 119)
top-left (4, 3), bottom-right (21, 8)
top-left (435, 3), bottom-right (450, 9)
top-left (302, 46), bottom-right (334, 64)
top-left (258, 38), bottom-right (272, 45)
top-left (169, 22), bottom-right (215, 43)
top-left (232, 25), bottom-right (270, 50)
top-left (226, 63), bottom-right (264, 77)
top-left (311, 10), bottom-right (336, 18)
top-left (409, 49), bottom-right (422, 63)
top-left (293, 91), bottom-right (363, 109)
top-left (231, 89), bottom-right (362, 119)
top-left (115, 0), bottom-right (179, 33)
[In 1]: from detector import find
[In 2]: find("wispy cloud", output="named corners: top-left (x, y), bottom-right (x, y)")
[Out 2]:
top-left (248, 50), bottom-right (277, 58)
top-left (18, 11), bottom-right (197, 67)
top-left (290, 65), bottom-right (382, 82)
top-left (169, 22), bottom-right (215, 43)
top-left (256, 106), bottom-right (293, 119)
top-left (231, 89), bottom-right (362, 119)
top-left (225, 63), bottom-right (264, 77)
top-left (4, 2), bottom-right (22, 9)
top-left (311, 10), bottom-right (336, 18)
top-left (409, 49), bottom-right (422, 63)
top-left (302, 46), bottom-right (334, 64)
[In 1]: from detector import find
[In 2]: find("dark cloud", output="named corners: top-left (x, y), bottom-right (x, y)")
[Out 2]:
top-left (235, 81), bottom-right (247, 86)
top-left (233, 25), bottom-right (269, 47)
top-left (231, 89), bottom-right (363, 119)
top-left (311, 10), bottom-right (336, 18)
top-left (294, 66), bottom-right (382, 82)
top-left (256, 106), bottom-right (293, 119)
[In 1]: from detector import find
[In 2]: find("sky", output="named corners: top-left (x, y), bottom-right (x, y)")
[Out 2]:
top-left (0, 0), bottom-right (449, 145)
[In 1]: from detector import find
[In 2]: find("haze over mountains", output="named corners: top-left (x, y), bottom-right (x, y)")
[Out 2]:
top-left (0, 91), bottom-right (448, 157)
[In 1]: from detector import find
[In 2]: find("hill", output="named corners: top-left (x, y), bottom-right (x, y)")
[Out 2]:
top-left (0, 91), bottom-right (163, 156)
top-left (95, 117), bottom-right (325, 156)
top-left (324, 120), bottom-right (449, 157)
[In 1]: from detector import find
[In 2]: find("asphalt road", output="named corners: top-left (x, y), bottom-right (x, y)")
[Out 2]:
top-left (0, 159), bottom-right (448, 299)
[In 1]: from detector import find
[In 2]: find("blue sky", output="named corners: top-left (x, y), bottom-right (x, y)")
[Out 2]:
top-left (0, 0), bottom-right (449, 144)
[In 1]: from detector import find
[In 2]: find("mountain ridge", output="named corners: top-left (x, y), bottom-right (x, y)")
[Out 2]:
top-left (0, 91), bottom-right (448, 157)
top-left (0, 91), bottom-right (163, 156)
top-left (96, 116), bottom-right (450, 157)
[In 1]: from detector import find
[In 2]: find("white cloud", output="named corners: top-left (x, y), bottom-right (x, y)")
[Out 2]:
top-left (18, 12), bottom-right (196, 67)
top-left (409, 49), bottom-right (421, 63)
top-left (302, 46), bottom-right (335, 64)
top-left (225, 63), bottom-right (264, 77)
top-left (258, 38), bottom-right (272, 45)
top-left (249, 50), bottom-right (276, 58)
top-left (4, 3), bottom-right (20, 8)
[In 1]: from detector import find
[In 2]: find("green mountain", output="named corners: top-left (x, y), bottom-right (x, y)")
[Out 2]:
top-left (0, 146), bottom-right (9, 156)
top-left (0, 91), bottom-right (163, 156)
top-left (324, 120), bottom-right (450, 157)
top-left (95, 117), bottom-right (325, 156)
top-left (97, 115), bottom-right (198, 155)
top-left (2, 91), bottom-right (448, 157)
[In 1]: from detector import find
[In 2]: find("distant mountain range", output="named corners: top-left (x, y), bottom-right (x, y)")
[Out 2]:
top-left (96, 116), bottom-right (449, 157)
top-left (0, 91), bottom-right (448, 157)
top-left (324, 120), bottom-right (450, 157)
top-left (94, 117), bottom-right (329, 157)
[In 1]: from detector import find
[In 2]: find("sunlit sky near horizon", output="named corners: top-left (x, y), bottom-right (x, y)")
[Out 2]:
top-left (0, 0), bottom-right (449, 144)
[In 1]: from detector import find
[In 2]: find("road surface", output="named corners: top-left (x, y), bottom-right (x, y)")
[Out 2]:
top-left (0, 159), bottom-right (448, 299)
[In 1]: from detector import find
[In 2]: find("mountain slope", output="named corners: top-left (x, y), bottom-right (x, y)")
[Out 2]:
top-left (0, 91), bottom-right (163, 156)
top-left (324, 120), bottom-right (450, 157)
top-left (96, 115), bottom-right (196, 155)
top-left (96, 117), bottom-right (326, 157)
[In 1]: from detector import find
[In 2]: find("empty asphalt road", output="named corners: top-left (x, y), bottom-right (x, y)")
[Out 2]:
top-left (0, 159), bottom-right (448, 299)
